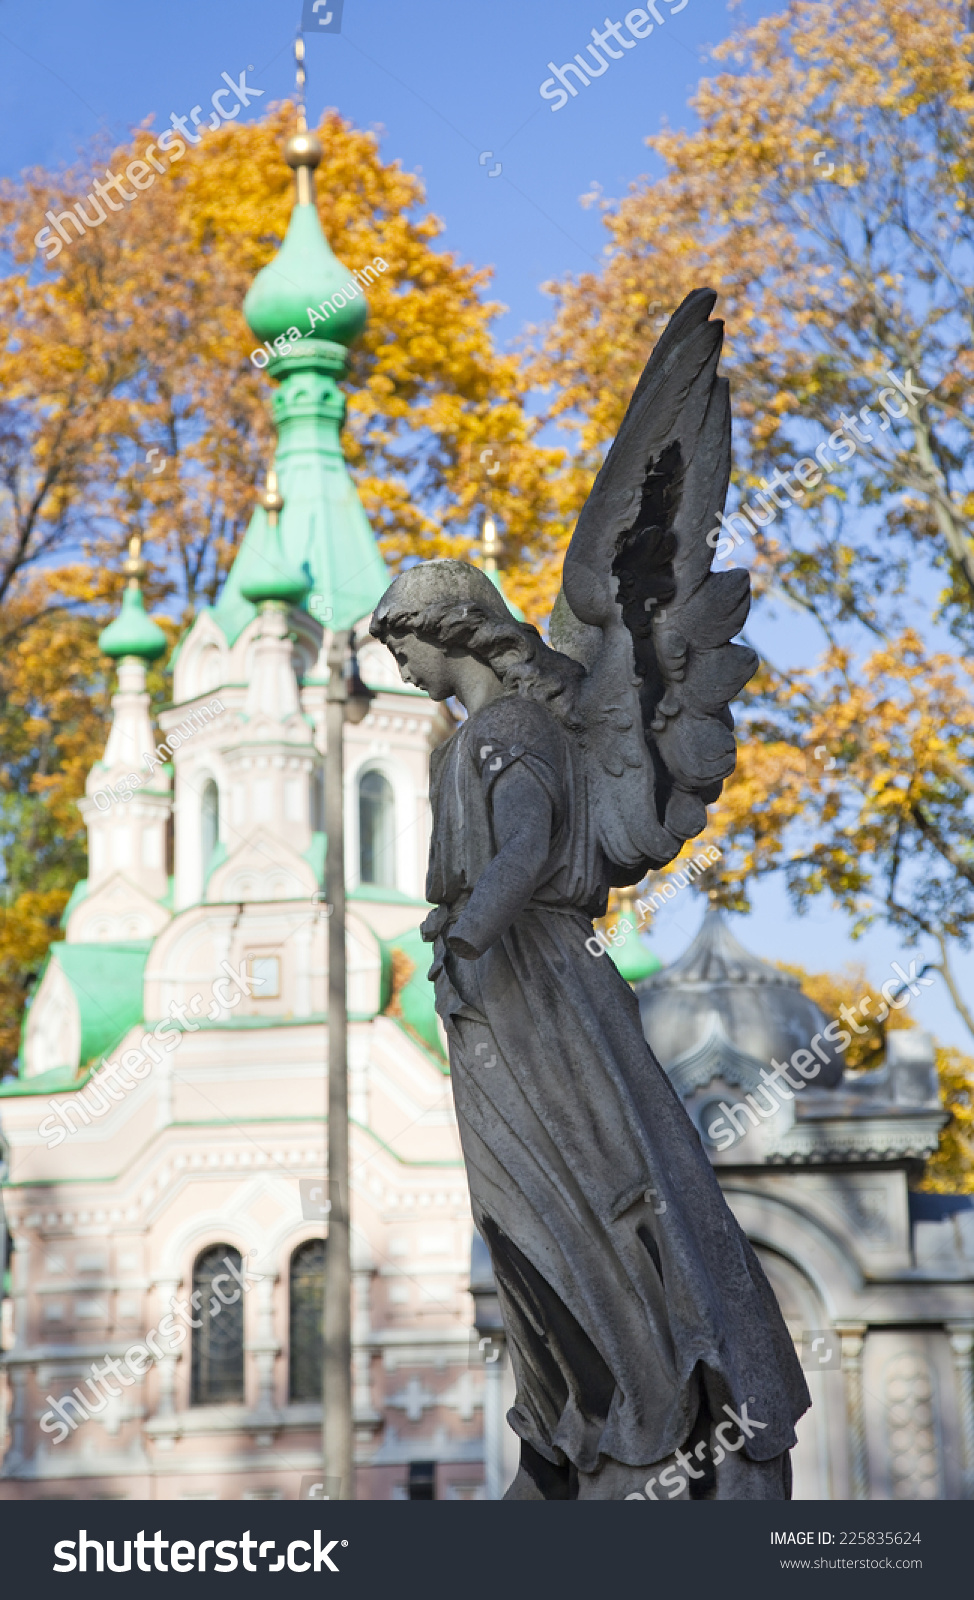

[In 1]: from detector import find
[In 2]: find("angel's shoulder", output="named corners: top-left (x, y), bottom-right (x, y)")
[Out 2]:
top-left (467, 694), bottom-right (565, 763)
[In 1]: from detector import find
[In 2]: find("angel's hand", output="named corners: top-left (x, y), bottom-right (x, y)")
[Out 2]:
top-left (446, 763), bottom-right (553, 959)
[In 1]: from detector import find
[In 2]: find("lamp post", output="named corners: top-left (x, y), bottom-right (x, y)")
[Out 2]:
top-left (323, 627), bottom-right (373, 1499)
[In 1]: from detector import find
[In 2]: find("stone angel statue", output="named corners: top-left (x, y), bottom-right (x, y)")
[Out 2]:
top-left (370, 290), bottom-right (810, 1500)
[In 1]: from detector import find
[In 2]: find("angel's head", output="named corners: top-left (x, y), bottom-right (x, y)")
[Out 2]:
top-left (371, 558), bottom-right (582, 715)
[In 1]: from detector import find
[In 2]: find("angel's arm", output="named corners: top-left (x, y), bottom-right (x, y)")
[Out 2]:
top-left (446, 764), bottom-right (553, 960)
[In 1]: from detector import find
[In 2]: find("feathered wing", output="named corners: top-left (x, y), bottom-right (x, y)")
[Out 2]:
top-left (549, 288), bottom-right (758, 881)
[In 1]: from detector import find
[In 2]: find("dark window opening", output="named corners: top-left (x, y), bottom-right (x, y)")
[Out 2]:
top-left (359, 769), bottom-right (395, 887)
top-left (201, 778), bottom-right (219, 881)
top-left (191, 1244), bottom-right (244, 1404)
top-left (310, 764), bottom-right (326, 834)
top-left (408, 1460), bottom-right (436, 1501)
top-left (289, 1238), bottom-right (325, 1401)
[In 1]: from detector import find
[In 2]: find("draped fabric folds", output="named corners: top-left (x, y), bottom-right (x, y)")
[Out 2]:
top-left (423, 694), bottom-right (810, 1473)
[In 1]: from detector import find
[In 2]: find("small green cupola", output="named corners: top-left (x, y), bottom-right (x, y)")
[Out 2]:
top-left (98, 536), bottom-right (168, 661)
top-left (240, 469), bottom-right (310, 607)
top-left (608, 893), bottom-right (663, 985)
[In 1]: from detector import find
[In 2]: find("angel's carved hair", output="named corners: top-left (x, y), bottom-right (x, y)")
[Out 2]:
top-left (370, 560), bottom-right (583, 721)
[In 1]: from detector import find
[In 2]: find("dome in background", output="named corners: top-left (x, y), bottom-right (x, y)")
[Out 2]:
top-left (637, 907), bottom-right (844, 1090)
top-left (98, 578), bottom-right (168, 662)
top-left (609, 925), bottom-right (662, 984)
top-left (243, 197), bottom-right (367, 349)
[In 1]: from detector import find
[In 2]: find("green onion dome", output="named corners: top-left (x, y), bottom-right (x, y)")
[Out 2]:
top-left (98, 583), bottom-right (168, 661)
top-left (243, 131), bottom-right (367, 350)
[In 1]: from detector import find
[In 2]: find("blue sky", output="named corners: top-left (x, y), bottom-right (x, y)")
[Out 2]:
top-left (1, 0), bottom-right (968, 1048)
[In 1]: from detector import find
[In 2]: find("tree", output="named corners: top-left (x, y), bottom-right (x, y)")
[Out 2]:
top-left (0, 100), bottom-right (570, 1073)
top-left (1, 101), bottom-right (569, 621)
top-left (535, 0), bottom-right (974, 1053)
top-left (924, 1047), bottom-right (974, 1192)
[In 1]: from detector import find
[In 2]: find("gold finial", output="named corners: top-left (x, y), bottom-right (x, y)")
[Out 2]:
top-left (123, 533), bottom-right (145, 589)
top-left (286, 35), bottom-right (322, 204)
top-left (482, 510), bottom-right (498, 575)
top-left (259, 467), bottom-right (285, 528)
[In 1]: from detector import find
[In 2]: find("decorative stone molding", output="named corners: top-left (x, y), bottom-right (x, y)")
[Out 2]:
top-left (837, 1322), bottom-right (868, 1500)
top-left (946, 1323), bottom-right (974, 1500)
top-left (883, 1349), bottom-right (943, 1500)
top-left (664, 1017), bottom-right (770, 1099)
top-left (767, 1116), bottom-right (944, 1164)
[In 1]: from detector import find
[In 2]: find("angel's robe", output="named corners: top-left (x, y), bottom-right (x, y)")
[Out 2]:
top-left (422, 690), bottom-right (810, 1474)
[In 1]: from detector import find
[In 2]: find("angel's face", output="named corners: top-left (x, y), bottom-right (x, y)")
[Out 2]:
top-left (388, 633), bottom-right (456, 700)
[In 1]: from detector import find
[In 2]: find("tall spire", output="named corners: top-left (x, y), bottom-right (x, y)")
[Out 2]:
top-left (481, 510), bottom-right (498, 576)
top-left (214, 75), bottom-right (387, 645)
top-left (475, 509), bottom-right (526, 621)
top-left (83, 536), bottom-right (171, 901)
top-left (239, 469), bottom-right (310, 607)
top-left (289, 34), bottom-right (316, 208)
top-left (241, 40), bottom-right (367, 352)
top-left (97, 535), bottom-right (168, 663)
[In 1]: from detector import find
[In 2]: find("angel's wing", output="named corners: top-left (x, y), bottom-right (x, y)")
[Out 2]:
top-left (550, 288), bottom-right (758, 881)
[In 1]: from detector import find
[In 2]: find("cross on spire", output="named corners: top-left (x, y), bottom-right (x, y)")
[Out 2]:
top-left (123, 532), bottom-right (145, 589)
top-left (294, 33), bottom-right (308, 132)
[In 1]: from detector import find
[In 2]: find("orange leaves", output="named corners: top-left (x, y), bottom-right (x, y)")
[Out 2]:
top-left (703, 626), bottom-right (974, 940)
top-left (0, 888), bottom-right (71, 1072)
top-left (532, 1), bottom-right (974, 1053)
top-left (921, 1047), bottom-right (974, 1193)
top-left (2, 100), bottom-right (563, 625)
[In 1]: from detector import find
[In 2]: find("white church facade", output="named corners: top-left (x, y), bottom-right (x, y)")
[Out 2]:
top-left (0, 116), bottom-right (504, 1501)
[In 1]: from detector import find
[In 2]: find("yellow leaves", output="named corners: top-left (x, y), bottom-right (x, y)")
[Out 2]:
top-left (920, 1047), bottom-right (974, 1193)
top-left (3, 99), bottom-right (568, 628)
top-left (0, 889), bottom-right (71, 1072)
top-left (701, 625), bottom-right (974, 934)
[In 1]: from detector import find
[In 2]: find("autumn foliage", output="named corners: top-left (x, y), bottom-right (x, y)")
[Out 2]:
top-left (2, 5), bottom-right (973, 1188)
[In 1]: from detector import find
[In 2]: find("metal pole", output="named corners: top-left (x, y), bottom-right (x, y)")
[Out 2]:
top-left (324, 628), bottom-right (354, 1498)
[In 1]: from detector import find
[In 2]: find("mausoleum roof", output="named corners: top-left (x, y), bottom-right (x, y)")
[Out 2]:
top-left (638, 907), bottom-right (844, 1088)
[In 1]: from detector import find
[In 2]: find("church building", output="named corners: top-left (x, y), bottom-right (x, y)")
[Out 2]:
top-left (0, 117), bottom-right (485, 1502)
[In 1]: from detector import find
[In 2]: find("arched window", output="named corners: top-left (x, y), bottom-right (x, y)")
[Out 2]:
top-left (309, 764), bottom-right (326, 834)
top-left (359, 770), bottom-right (395, 887)
top-left (289, 1238), bottom-right (325, 1401)
top-left (191, 1244), bottom-right (244, 1405)
top-left (201, 779), bottom-right (219, 881)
